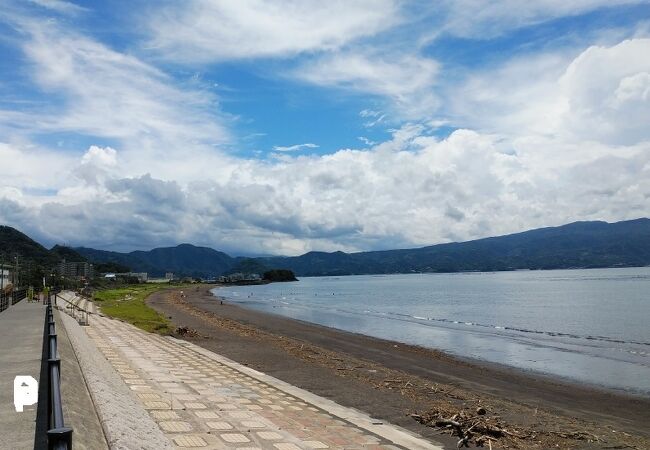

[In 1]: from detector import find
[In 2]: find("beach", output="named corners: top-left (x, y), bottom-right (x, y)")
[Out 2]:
top-left (148, 285), bottom-right (650, 449)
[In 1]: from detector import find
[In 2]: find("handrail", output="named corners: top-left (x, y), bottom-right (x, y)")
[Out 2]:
top-left (54, 292), bottom-right (90, 325)
top-left (45, 301), bottom-right (73, 449)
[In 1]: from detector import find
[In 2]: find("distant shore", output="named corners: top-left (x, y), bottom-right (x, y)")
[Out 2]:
top-left (148, 284), bottom-right (650, 449)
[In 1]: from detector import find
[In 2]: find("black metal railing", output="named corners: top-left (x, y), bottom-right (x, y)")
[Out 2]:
top-left (1, 288), bottom-right (28, 312)
top-left (12, 287), bottom-right (27, 305)
top-left (45, 302), bottom-right (73, 449)
top-left (0, 292), bottom-right (8, 313)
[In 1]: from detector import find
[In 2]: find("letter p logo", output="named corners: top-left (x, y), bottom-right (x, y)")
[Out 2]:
top-left (14, 376), bottom-right (38, 412)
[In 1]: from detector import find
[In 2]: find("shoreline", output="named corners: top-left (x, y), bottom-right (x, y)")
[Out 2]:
top-left (214, 283), bottom-right (650, 399)
top-left (148, 284), bottom-right (650, 449)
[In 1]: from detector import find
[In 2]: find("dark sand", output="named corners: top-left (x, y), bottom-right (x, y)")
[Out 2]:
top-left (148, 285), bottom-right (650, 449)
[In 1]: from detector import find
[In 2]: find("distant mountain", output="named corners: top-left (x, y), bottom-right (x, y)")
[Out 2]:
top-left (259, 218), bottom-right (650, 275)
top-left (75, 244), bottom-right (235, 277)
top-left (3, 218), bottom-right (650, 279)
top-left (74, 218), bottom-right (650, 277)
top-left (50, 244), bottom-right (87, 262)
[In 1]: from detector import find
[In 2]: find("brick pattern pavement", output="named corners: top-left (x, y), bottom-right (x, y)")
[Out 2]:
top-left (85, 315), bottom-right (427, 450)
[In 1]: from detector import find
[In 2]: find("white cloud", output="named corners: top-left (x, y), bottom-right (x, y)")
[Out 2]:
top-left (4, 123), bottom-right (649, 255)
top-left (358, 137), bottom-right (377, 146)
top-left (26, 0), bottom-right (86, 15)
top-left (272, 143), bottom-right (319, 152)
top-left (435, 0), bottom-right (649, 39)
top-left (295, 51), bottom-right (439, 118)
top-left (451, 38), bottom-right (650, 146)
top-left (147, 0), bottom-right (401, 62)
top-left (1, 5), bottom-right (650, 257)
top-left (18, 19), bottom-right (229, 152)
top-left (558, 39), bottom-right (650, 144)
top-left (0, 141), bottom-right (74, 195)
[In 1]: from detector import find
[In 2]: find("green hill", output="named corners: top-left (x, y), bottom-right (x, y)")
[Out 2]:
top-left (0, 225), bottom-right (56, 267)
top-left (75, 244), bottom-right (235, 278)
top-left (3, 218), bottom-right (650, 280)
top-left (51, 244), bottom-right (87, 262)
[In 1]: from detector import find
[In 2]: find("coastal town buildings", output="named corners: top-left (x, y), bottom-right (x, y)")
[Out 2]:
top-left (218, 272), bottom-right (262, 283)
top-left (103, 272), bottom-right (148, 282)
top-left (58, 259), bottom-right (94, 280)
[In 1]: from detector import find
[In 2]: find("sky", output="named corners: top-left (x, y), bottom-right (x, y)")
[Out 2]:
top-left (0, 0), bottom-right (649, 256)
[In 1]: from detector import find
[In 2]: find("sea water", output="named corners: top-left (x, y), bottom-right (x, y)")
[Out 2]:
top-left (212, 267), bottom-right (650, 396)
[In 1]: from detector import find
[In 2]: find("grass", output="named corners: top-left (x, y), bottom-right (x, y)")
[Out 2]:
top-left (93, 283), bottom-right (188, 334)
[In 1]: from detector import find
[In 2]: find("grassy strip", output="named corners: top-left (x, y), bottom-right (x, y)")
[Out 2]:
top-left (93, 284), bottom-right (187, 334)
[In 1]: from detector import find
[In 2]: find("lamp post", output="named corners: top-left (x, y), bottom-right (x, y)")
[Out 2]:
top-left (14, 255), bottom-right (18, 288)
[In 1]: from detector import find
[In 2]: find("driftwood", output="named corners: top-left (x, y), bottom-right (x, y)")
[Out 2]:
top-left (175, 326), bottom-right (201, 337)
top-left (412, 409), bottom-right (530, 447)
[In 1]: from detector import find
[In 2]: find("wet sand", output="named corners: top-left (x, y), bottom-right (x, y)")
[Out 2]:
top-left (148, 285), bottom-right (650, 449)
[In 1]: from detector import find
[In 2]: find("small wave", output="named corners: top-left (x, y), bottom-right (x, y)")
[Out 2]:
top-left (387, 312), bottom-right (650, 347)
top-left (214, 289), bottom-right (650, 348)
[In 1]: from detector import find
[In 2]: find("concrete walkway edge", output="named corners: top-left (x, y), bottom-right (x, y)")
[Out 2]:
top-left (54, 308), bottom-right (109, 450)
top-left (167, 336), bottom-right (444, 450)
top-left (59, 312), bottom-right (174, 450)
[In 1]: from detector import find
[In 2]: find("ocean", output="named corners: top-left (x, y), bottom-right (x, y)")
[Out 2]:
top-left (211, 267), bottom-right (650, 396)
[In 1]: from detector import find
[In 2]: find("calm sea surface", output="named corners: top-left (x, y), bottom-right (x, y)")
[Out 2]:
top-left (211, 267), bottom-right (650, 396)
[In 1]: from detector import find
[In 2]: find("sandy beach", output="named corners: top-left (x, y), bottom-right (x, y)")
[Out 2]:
top-left (147, 285), bottom-right (650, 449)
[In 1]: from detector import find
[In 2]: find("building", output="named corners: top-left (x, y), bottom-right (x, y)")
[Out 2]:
top-left (218, 273), bottom-right (262, 283)
top-left (165, 272), bottom-right (175, 280)
top-left (103, 272), bottom-right (148, 282)
top-left (58, 259), bottom-right (94, 280)
top-left (129, 272), bottom-right (148, 282)
top-left (0, 263), bottom-right (13, 291)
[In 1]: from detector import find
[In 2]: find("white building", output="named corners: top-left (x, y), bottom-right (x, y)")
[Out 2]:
top-left (0, 264), bottom-right (13, 290)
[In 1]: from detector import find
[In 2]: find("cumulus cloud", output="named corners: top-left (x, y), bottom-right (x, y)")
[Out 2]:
top-left (1, 4), bottom-right (649, 257)
top-left (4, 122), bottom-right (650, 255)
top-left (558, 39), bottom-right (650, 144)
top-left (147, 0), bottom-right (401, 62)
top-left (450, 38), bottom-right (650, 146)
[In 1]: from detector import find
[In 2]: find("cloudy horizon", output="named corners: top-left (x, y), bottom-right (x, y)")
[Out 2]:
top-left (1, 1), bottom-right (649, 255)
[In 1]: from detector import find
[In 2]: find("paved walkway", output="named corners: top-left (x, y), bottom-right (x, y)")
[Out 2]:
top-left (0, 300), bottom-right (45, 450)
top-left (85, 313), bottom-right (440, 450)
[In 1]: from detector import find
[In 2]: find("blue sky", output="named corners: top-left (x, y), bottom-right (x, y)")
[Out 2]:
top-left (1, 1), bottom-right (649, 255)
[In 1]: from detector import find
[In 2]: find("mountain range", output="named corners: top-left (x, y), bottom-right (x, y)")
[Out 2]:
top-left (78, 218), bottom-right (650, 276)
top-left (2, 218), bottom-right (649, 278)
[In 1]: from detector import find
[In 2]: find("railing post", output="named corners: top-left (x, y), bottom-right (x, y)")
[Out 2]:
top-left (47, 427), bottom-right (73, 450)
top-left (47, 357), bottom-right (58, 435)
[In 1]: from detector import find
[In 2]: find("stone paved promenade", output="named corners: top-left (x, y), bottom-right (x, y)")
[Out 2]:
top-left (84, 312), bottom-right (441, 450)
